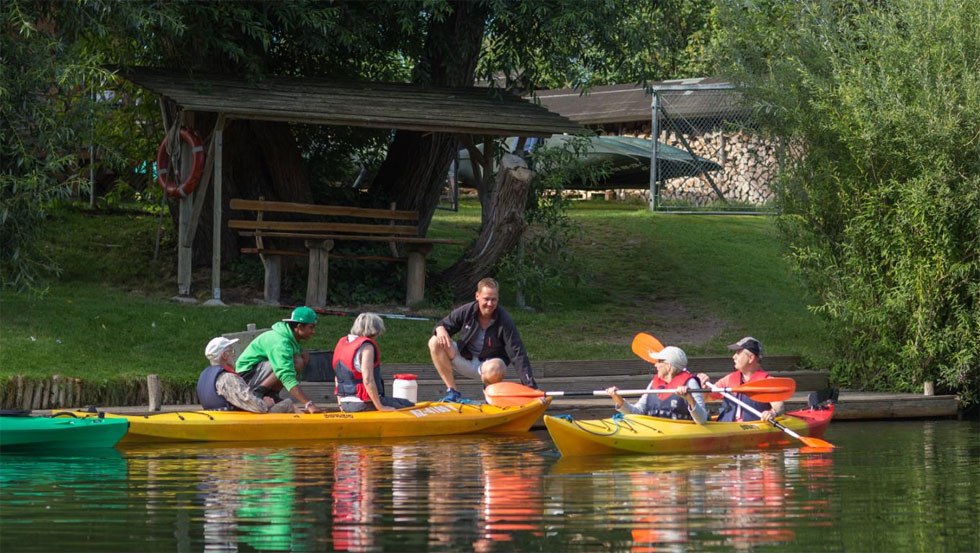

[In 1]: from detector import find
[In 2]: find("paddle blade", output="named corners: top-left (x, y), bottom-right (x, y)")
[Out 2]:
top-left (734, 377), bottom-right (798, 402)
top-left (799, 436), bottom-right (836, 449)
top-left (630, 332), bottom-right (664, 363)
top-left (484, 382), bottom-right (545, 407)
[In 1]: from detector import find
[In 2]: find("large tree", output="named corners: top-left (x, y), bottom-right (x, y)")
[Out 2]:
top-left (3, 0), bottom-right (713, 297)
top-left (711, 0), bottom-right (979, 405)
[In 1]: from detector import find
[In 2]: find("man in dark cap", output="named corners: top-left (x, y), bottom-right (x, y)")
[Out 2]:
top-left (701, 337), bottom-right (785, 422)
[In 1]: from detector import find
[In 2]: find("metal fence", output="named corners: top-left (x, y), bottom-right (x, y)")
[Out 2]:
top-left (649, 82), bottom-right (778, 213)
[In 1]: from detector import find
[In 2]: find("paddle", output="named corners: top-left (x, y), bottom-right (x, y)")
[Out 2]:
top-left (630, 332), bottom-right (834, 449)
top-left (484, 379), bottom-right (796, 407)
top-left (630, 332), bottom-right (665, 362)
top-left (716, 389), bottom-right (835, 449)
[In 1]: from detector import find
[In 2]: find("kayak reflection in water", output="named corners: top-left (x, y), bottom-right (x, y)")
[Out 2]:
top-left (605, 345), bottom-right (708, 424)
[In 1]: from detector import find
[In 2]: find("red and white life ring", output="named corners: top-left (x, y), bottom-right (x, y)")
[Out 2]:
top-left (156, 127), bottom-right (205, 199)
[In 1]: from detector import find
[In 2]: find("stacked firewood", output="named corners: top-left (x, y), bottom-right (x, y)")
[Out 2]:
top-left (618, 128), bottom-right (781, 207)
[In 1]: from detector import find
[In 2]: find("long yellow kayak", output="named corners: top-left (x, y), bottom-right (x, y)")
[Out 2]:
top-left (65, 399), bottom-right (550, 443)
top-left (544, 407), bottom-right (834, 457)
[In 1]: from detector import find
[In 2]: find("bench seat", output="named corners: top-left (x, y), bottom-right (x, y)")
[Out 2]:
top-left (230, 198), bottom-right (462, 306)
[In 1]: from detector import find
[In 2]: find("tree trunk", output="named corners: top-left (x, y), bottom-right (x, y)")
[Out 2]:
top-left (174, 118), bottom-right (310, 267)
top-left (439, 154), bottom-right (532, 300)
top-left (372, 0), bottom-right (489, 233)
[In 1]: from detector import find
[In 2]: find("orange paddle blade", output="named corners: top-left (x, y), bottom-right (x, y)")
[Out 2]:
top-left (630, 332), bottom-right (664, 363)
top-left (798, 436), bottom-right (836, 449)
top-left (484, 382), bottom-right (545, 407)
top-left (730, 377), bottom-right (797, 402)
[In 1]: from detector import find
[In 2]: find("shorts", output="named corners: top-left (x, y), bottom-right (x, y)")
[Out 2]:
top-left (450, 343), bottom-right (503, 380)
top-left (240, 361), bottom-right (276, 396)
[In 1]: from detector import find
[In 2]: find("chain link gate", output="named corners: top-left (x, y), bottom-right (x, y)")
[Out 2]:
top-left (649, 82), bottom-right (778, 213)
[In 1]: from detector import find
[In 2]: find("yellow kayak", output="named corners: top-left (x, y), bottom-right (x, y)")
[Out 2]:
top-left (65, 399), bottom-right (550, 443)
top-left (544, 407), bottom-right (834, 456)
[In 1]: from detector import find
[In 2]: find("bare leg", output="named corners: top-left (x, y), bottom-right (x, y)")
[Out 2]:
top-left (428, 335), bottom-right (457, 391)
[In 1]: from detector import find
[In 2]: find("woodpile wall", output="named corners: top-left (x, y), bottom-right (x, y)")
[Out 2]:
top-left (603, 123), bottom-right (781, 207)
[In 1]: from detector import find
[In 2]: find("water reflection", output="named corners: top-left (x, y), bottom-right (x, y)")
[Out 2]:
top-left (118, 435), bottom-right (552, 552)
top-left (0, 421), bottom-right (977, 552)
top-left (549, 449), bottom-right (834, 551)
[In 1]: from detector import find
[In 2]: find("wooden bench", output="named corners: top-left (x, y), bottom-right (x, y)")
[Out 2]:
top-left (229, 199), bottom-right (462, 306)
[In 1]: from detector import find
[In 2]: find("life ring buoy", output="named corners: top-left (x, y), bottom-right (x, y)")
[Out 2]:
top-left (156, 127), bottom-right (205, 199)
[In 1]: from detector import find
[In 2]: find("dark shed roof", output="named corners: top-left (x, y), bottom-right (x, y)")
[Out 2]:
top-left (116, 67), bottom-right (581, 137)
top-left (533, 78), bottom-right (741, 125)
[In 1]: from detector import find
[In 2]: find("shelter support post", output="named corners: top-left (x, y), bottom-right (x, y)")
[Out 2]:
top-left (405, 244), bottom-right (433, 306)
top-left (649, 92), bottom-right (660, 211)
top-left (305, 239), bottom-right (334, 308)
top-left (262, 254), bottom-right (282, 305)
top-left (205, 114), bottom-right (227, 306)
top-left (177, 196), bottom-right (193, 296)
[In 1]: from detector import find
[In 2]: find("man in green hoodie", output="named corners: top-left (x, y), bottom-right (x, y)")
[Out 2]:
top-left (236, 306), bottom-right (321, 414)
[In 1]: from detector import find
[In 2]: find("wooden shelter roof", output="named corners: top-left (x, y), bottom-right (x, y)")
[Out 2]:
top-left (115, 67), bottom-right (581, 137)
top-left (532, 78), bottom-right (741, 125)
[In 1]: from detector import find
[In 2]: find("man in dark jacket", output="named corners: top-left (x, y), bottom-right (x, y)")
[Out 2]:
top-left (427, 277), bottom-right (538, 403)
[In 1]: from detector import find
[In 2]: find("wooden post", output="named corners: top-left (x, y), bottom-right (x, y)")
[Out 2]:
top-left (208, 114), bottom-right (226, 304)
top-left (405, 244), bottom-right (433, 306)
top-left (923, 381), bottom-right (935, 396)
top-left (177, 196), bottom-right (193, 296)
top-left (305, 239), bottom-right (334, 307)
top-left (262, 254), bottom-right (282, 305)
top-left (148, 374), bottom-right (161, 411)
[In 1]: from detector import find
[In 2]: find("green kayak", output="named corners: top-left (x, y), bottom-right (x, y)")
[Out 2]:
top-left (0, 414), bottom-right (129, 453)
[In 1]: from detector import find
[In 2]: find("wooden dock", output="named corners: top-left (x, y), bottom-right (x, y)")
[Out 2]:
top-left (34, 356), bottom-right (960, 422)
top-left (297, 356), bottom-right (962, 422)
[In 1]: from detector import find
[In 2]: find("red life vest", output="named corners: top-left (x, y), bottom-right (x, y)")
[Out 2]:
top-left (716, 369), bottom-right (773, 422)
top-left (332, 335), bottom-right (383, 402)
top-left (641, 370), bottom-right (698, 419)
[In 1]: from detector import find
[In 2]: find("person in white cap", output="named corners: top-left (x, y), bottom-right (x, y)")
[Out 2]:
top-left (604, 345), bottom-right (708, 424)
top-left (700, 336), bottom-right (784, 422)
top-left (196, 336), bottom-right (294, 413)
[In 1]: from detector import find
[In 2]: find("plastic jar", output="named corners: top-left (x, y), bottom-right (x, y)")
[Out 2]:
top-left (392, 374), bottom-right (418, 403)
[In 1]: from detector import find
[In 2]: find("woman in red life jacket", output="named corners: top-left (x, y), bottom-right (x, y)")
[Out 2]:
top-left (333, 313), bottom-right (415, 412)
top-left (605, 345), bottom-right (708, 424)
top-left (700, 337), bottom-right (785, 422)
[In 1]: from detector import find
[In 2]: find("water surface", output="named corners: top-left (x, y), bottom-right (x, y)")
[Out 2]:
top-left (1, 420), bottom-right (977, 552)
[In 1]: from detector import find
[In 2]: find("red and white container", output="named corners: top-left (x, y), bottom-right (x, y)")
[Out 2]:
top-left (392, 374), bottom-right (418, 403)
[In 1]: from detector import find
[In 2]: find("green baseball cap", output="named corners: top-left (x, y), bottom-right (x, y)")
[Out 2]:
top-left (283, 306), bottom-right (318, 325)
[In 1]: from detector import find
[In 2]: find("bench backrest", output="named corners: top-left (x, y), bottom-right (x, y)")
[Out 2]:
top-left (228, 199), bottom-right (421, 237)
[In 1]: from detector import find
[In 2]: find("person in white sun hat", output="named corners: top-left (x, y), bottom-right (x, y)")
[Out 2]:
top-left (196, 336), bottom-right (295, 413)
top-left (605, 345), bottom-right (707, 424)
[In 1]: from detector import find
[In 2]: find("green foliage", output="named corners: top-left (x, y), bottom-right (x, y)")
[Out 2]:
top-left (2, 2), bottom-right (91, 291)
top-left (713, 0), bottom-right (980, 405)
top-left (0, 1), bottom-right (173, 291)
top-left (496, 136), bottom-right (601, 308)
top-left (481, 0), bottom-right (715, 90)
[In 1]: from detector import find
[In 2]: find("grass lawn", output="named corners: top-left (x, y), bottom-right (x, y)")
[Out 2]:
top-left (0, 198), bottom-right (827, 389)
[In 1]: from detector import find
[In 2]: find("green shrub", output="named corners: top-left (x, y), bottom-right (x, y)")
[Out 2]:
top-left (714, 0), bottom-right (980, 405)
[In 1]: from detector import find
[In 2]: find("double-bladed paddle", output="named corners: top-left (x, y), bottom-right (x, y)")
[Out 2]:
top-left (483, 378), bottom-right (796, 407)
top-left (632, 331), bottom-right (835, 449)
top-left (630, 332), bottom-right (665, 361)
